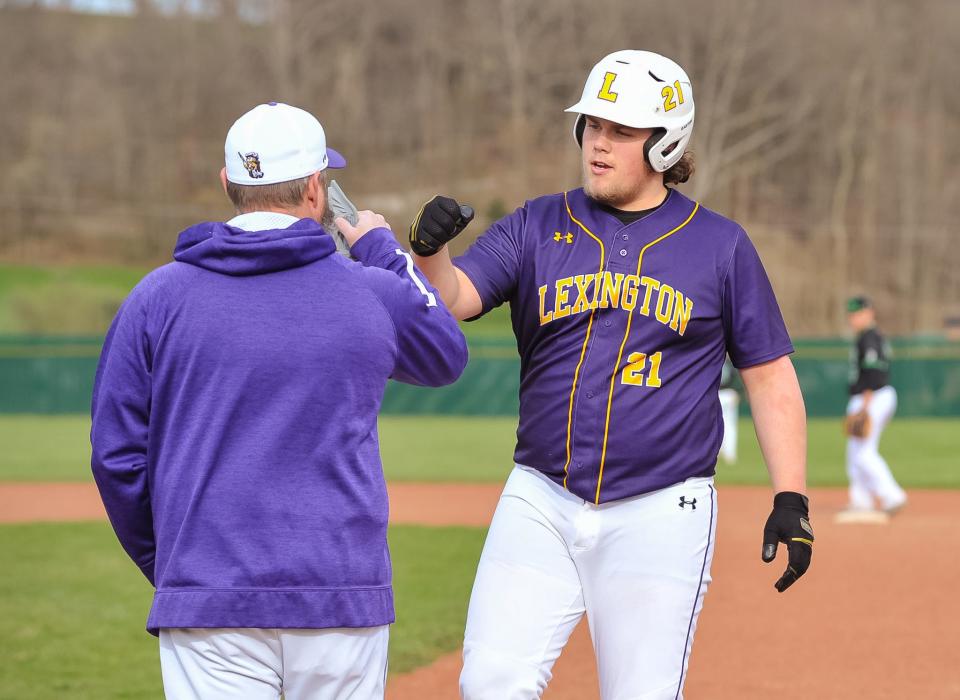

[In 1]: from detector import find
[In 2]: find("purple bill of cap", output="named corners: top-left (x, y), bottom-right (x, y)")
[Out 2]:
top-left (327, 148), bottom-right (347, 169)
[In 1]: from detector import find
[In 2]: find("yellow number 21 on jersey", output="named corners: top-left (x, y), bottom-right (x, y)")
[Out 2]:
top-left (621, 351), bottom-right (663, 388)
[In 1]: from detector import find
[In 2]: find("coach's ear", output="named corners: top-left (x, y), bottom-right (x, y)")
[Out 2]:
top-left (219, 167), bottom-right (229, 195)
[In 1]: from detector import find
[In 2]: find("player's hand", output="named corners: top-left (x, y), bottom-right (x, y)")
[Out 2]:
top-left (336, 210), bottom-right (390, 247)
top-left (409, 196), bottom-right (475, 257)
top-left (761, 491), bottom-right (814, 592)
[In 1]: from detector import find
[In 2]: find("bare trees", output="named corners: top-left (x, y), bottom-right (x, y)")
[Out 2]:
top-left (1, 0), bottom-right (957, 334)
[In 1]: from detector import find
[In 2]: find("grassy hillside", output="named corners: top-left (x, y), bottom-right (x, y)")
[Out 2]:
top-left (0, 263), bottom-right (514, 336)
top-left (0, 265), bottom-right (149, 335)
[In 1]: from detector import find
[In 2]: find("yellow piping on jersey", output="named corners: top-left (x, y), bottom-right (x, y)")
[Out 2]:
top-left (594, 201), bottom-right (700, 504)
top-left (561, 192), bottom-right (605, 490)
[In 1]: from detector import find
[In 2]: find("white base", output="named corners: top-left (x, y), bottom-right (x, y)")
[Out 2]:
top-left (834, 509), bottom-right (890, 525)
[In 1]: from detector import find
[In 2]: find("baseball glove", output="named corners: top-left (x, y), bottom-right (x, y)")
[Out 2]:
top-left (844, 410), bottom-right (872, 438)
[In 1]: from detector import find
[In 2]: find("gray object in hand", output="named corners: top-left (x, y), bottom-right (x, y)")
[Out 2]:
top-left (327, 179), bottom-right (358, 258)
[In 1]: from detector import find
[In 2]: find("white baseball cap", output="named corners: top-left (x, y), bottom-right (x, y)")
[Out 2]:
top-left (224, 102), bottom-right (346, 186)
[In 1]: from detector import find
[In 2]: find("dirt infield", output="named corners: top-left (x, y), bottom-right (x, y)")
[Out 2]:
top-left (3, 482), bottom-right (959, 698)
top-left (0, 481), bottom-right (504, 526)
top-left (387, 486), bottom-right (960, 700)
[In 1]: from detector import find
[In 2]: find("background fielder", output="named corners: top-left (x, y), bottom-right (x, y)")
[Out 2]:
top-left (409, 50), bottom-right (814, 699)
top-left (718, 357), bottom-right (740, 464)
top-left (840, 295), bottom-right (907, 517)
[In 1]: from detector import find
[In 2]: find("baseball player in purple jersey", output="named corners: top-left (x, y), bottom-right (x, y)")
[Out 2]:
top-left (91, 102), bottom-right (467, 699)
top-left (409, 51), bottom-right (814, 699)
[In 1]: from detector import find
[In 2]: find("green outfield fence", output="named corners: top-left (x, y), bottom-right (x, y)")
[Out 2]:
top-left (1, 335), bottom-right (959, 417)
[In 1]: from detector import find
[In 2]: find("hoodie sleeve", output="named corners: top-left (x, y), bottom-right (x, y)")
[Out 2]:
top-left (90, 286), bottom-right (156, 585)
top-left (351, 228), bottom-right (468, 387)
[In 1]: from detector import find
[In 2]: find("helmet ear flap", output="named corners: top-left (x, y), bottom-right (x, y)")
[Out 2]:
top-left (643, 127), bottom-right (667, 168)
top-left (574, 114), bottom-right (586, 147)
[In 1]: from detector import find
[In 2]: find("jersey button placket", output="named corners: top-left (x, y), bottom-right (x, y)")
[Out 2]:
top-left (571, 236), bottom-right (622, 494)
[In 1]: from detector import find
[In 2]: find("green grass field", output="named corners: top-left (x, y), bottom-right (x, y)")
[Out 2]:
top-left (0, 522), bottom-right (485, 698)
top-left (1, 414), bottom-right (956, 488)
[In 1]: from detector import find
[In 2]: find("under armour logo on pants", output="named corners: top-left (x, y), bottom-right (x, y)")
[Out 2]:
top-left (679, 496), bottom-right (697, 510)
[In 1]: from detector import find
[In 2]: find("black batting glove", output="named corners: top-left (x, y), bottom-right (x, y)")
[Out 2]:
top-left (409, 196), bottom-right (475, 257)
top-left (761, 491), bottom-right (814, 592)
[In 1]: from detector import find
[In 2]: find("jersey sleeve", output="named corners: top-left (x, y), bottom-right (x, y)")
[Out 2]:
top-left (351, 227), bottom-right (469, 387)
top-left (451, 206), bottom-right (526, 316)
top-left (722, 228), bottom-right (794, 369)
top-left (90, 286), bottom-right (157, 585)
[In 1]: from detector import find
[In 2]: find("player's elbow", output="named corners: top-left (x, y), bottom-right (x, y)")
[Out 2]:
top-left (424, 334), bottom-right (469, 387)
top-left (392, 327), bottom-right (469, 388)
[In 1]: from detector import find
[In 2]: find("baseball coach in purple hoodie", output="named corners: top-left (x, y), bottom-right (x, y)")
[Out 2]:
top-left (90, 102), bottom-right (468, 699)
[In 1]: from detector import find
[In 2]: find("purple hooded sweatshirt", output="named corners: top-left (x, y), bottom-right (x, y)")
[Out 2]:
top-left (90, 218), bottom-right (467, 635)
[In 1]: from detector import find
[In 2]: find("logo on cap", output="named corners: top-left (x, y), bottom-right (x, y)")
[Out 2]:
top-left (238, 151), bottom-right (264, 179)
top-left (598, 71), bottom-right (619, 103)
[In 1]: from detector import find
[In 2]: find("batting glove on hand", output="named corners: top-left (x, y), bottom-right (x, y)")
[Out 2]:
top-left (762, 491), bottom-right (814, 592)
top-left (409, 196), bottom-right (475, 257)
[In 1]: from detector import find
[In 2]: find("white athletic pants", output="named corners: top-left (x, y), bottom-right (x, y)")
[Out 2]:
top-left (159, 626), bottom-right (389, 700)
top-left (718, 388), bottom-right (739, 464)
top-left (460, 466), bottom-right (717, 700)
top-left (845, 385), bottom-right (906, 510)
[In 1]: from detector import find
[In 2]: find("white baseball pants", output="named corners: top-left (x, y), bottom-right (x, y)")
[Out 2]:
top-left (718, 388), bottom-right (740, 464)
top-left (460, 466), bottom-right (717, 700)
top-left (159, 626), bottom-right (389, 700)
top-left (845, 385), bottom-right (906, 511)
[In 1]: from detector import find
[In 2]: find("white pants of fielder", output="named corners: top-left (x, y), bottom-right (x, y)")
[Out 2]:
top-left (159, 626), bottom-right (388, 700)
top-left (460, 466), bottom-right (717, 700)
top-left (718, 388), bottom-right (739, 464)
top-left (845, 385), bottom-right (906, 511)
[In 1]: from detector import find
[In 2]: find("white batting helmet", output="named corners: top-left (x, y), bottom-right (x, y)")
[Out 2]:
top-left (566, 50), bottom-right (695, 173)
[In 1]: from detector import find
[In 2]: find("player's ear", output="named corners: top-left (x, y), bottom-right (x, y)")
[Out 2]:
top-left (219, 167), bottom-right (229, 195)
top-left (310, 170), bottom-right (326, 205)
top-left (305, 170), bottom-right (327, 218)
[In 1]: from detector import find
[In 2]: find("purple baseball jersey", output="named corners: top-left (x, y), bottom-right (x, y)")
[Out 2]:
top-left (455, 188), bottom-right (793, 504)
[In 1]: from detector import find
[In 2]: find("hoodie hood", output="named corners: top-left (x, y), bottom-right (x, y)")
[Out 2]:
top-left (174, 218), bottom-right (337, 276)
